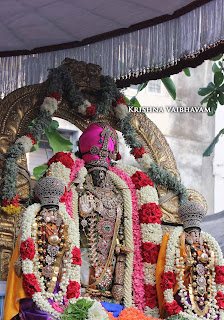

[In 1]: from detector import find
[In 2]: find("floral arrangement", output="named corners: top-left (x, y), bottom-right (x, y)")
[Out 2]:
top-left (41, 153), bottom-right (162, 315)
top-left (106, 306), bottom-right (162, 320)
top-left (1, 92), bottom-right (58, 214)
top-left (161, 227), bottom-right (224, 320)
top-left (1, 63), bottom-right (189, 215)
top-left (114, 163), bottom-right (162, 318)
top-left (60, 298), bottom-right (110, 320)
top-left (20, 202), bottom-right (81, 319)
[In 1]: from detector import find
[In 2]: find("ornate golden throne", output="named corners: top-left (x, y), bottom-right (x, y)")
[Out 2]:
top-left (0, 58), bottom-right (206, 281)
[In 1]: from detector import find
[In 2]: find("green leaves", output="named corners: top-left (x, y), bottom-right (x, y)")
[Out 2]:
top-left (33, 165), bottom-right (47, 179)
top-left (162, 77), bottom-right (176, 100)
top-left (137, 82), bottom-right (148, 93)
top-left (218, 92), bottom-right (224, 105)
top-left (214, 72), bottom-right (224, 87)
top-left (210, 54), bottom-right (223, 61)
top-left (30, 141), bottom-right (40, 152)
top-left (130, 96), bottom-right (141, 108)
top-left (60, 299), bottom-right (94, 320)
top-left (45, 120), bottom-right (73, 154)
top-left (207, 94), bottom-right (218, 116)
top-left (203, 129), bottom-right (224, 157)
top-left (212, 63), bottom-right (220, 73)
top-left (198, 82), bottom-right (215, 96)
top-left (183, 68), bottom-right (191, 77)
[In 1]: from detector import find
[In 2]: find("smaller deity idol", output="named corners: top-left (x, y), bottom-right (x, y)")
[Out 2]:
top-left (4, 176), bottom-right (81, 320)
top-left (156, 201), bottom-right (224, 320)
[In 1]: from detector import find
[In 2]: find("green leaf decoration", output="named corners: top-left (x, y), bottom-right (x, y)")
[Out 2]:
top-left (198, 82), bottom-right (215, 96)
top-left (183, 68), bottom-right (191, 76)
top-left (218, 92), bottom-right (224, 105)
top-left (210, 54), bottom-right (223, 61)
top-left (137, 82), bottom-right (148, 93)
top-left (162, 77), bottom-right (176, 100)
top-left (130, 96), bottom-right (141, 108)
top-left (207, 95), bottom-right (218, 116)
top-left (61, 299), bottom-right (94, 320)
top-left (47, 119), bottom-right (59, 132)
top-left (33, 165), bottom-right (47, 179)
top-left (30, 141), bottom-right (40, 152)
top-left (218, 83), bottom-right (224, 92)
top-left (45, 127), bottom-right (73, 154)
top-left (125, 96), bottom-right (131, 105)
top-left (203, 129), bottom-right (224, 157)
top-left (212, 63), bottom-right (220, 73)
top-left (200, 92), bottom-right (214, 105)
top-left (214, 72), bottom-right (224, 87)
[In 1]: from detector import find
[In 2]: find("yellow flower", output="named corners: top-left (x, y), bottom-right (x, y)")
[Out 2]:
top-left (2, 204), bottom-right (21, 214)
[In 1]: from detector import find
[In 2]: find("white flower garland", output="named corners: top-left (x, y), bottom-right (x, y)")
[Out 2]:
top-left (16, 136), bottom-right (33, 153)
top-left (143, 262), bottom-right (156, 286)
top-left (136, 153), bottom-right (153, 172)
top-left (136, 185), bottom-right (159, 208)
top-left (163, 227), bottom-right (224, 320)
top-left (108, 170), bottom-right (134, 308)
top-left (115, 162), bottom-right (161, 318)
top-left (116, 162), bottom-right (138, 177)
top-left (144, 306), bottom-right (160, 318)
top-left (141, 223), bottom-right (163, 244)
top-left (40, 96), bottom-right (58, 115)
top-left (114, 103), bottom-right (129, 119)
top-left (21, 202), bottom-right (80, 319)
top-left (48, 161), bottom-right (71, 185)
top-left (78, 100), bottom-right (91, 115)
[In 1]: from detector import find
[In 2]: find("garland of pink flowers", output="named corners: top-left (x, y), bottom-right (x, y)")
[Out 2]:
top-left (131, 170), bottom-right (162, 318)
top-left (115, 163), bottom-right (162, 317)
top-left (109, 165), bottom-right (146, 311)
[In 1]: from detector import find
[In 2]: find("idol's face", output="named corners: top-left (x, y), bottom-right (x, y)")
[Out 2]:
top-left (90, 169), bottom-right (106, 187)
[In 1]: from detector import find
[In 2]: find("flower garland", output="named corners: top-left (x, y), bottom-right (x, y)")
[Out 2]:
top-left (109, 165), bottom-right (145, 310)
top-left (48, 154), bottom-right (161, 313)
top-left (107, 169), bottom-right (134, 307)
top-left (161, 227), bottom-right (224, 320)
top-left (116, 163), bottom-right (162, 318)
top-left (20, 202), bottom-right (81, 319)
top-left (1, 62), bottom-right (189, 215)
top-left (1, 92), bottom-right (58, 214)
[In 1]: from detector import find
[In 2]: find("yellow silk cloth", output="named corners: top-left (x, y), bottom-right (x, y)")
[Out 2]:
top-left (3, 236), bottom-right (27, 320)
top-left (156, 233), bottom-right (189, 319)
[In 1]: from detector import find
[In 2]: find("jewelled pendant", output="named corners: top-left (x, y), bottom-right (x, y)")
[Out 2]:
top-left (48, 234), bottom-right (60, 245)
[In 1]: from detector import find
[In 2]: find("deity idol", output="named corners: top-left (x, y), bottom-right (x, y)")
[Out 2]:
top-left (4, 122), bottom-right (163, 319)
top-left (156, 200), bottom-right (224, 320)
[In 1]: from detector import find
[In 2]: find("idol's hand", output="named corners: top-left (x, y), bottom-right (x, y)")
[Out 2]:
top-left (79, 194), bottom-right (95, 216)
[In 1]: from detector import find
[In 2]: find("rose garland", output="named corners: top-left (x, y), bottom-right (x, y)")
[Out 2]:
top-left (20, 202), bottom-right (81, 319)
top-left (1, 63), bottom-right (189, 215)
top-left (115, 163), bottom-right (162, 318)
top-left (161, 227), bottom-right (224, 320)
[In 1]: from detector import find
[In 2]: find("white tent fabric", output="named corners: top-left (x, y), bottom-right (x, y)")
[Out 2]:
top-left (0, 0), bottom-right (224, 96)
top-left (0, 0), bottom-right (201, 52)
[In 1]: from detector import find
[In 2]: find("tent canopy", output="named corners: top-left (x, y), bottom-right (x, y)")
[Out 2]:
top-left (0, 0), bottom-right (202, 53)
top-left (0, 0), bottom-right (223, 95)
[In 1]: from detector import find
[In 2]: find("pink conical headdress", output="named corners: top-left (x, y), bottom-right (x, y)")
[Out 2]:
top-left (78, 123), bottom-right (118, 169)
